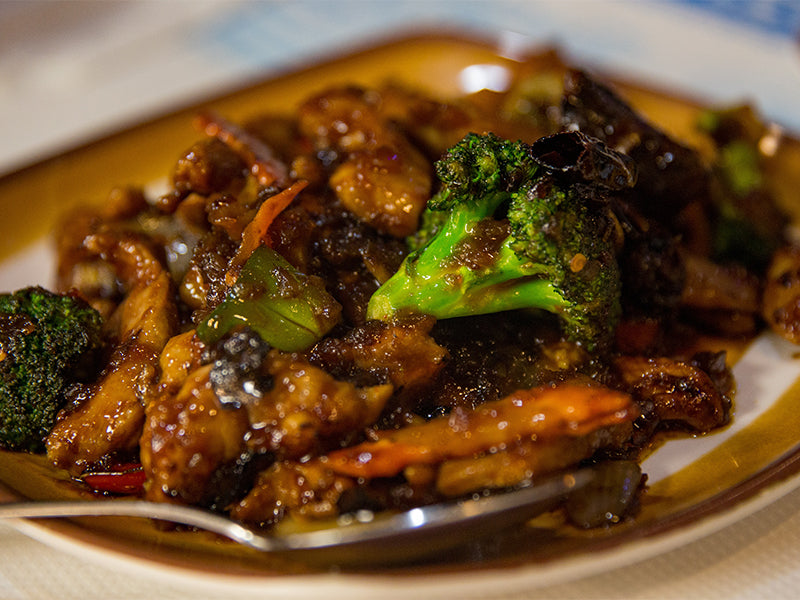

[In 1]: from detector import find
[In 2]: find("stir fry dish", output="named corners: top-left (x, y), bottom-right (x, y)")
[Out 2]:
top-left (2, 49), bottom-right (799, 536)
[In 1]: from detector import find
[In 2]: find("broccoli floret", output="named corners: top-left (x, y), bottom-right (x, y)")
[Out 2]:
top-left (0, 287), bottom-right (105, 451)
top-left (367, 131), bottom-right (633, 351)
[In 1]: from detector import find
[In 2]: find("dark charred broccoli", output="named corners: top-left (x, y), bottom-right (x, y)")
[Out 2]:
top-left (697, 104), bottom-right (788, 272)
top-left (0, 287), bottom-right (104, 451)
top-left (204, 326), bottom-right (273, 409)
top-left (367, 131), bottom-right (636, 351)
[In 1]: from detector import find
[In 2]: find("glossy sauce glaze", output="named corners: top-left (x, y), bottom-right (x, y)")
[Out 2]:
top-left (1, 34), bottom-right (800, 576)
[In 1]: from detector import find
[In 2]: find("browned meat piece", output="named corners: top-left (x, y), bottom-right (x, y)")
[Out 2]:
top-left (156, 330), bottom-right (206, 390)
top-left (47, 224), bottom-right (179, 475)
top-left (328, 148), bottom-right (430, 238)
top-left (45, 343), bottom-right (156, 475)
top-left (171, 137), bottom-right (247, 198)
top-left (205, 192), bottom-right (258, 242)
top-left (55, 187), bottom-right (205, 318)
top-left (298, 86), bottom-right (432, 237)
top-left (141, 335), bottom-right (392, 507)
top-left (376, 83), bottom-right (498, 157)
top-left (163, 112), bottom-right (294, 241)
top-left (55, 215), bottom-right (158, 314)
top-left (46, 271), bottom-right (177, 474)
top-left (195, 111), bottom-right (289, 189)
top-left (762, 245), bottom-right (800, 344)
top-left (243, 350), bottom-right (393, 459)
top-left (681, 253), bottom-right (760, 312)
top-left (242, 115), bottom-right (306, 170)
top-left (309, 315), bottom-right (448, 390)
top-left (140, 364), bottom-right (250, 504)
top-left (232, 460), bottom-right (355, 526)
top-left (141, 330), bottom-right (247, 507)
top-left (179, 228), bottom-right (237, 318)
top-left (80, 230), bottom-right (166, 292)
top-left (680, 251), bottom-right (761, 336)
top-left (613, 354), bottom-right (731, 434)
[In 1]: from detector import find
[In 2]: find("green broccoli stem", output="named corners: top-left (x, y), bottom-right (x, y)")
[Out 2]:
top-left (367, 259), bottom-right (566, 320)
top-left (367, 206), bottom-right (567, 321)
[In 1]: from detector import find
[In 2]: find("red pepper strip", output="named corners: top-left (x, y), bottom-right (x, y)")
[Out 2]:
top-left (195, 111), bottom-right (288, 188)
top-left (82, 466), bottom-right (146, 495)
top-left (225, 180), bottom-right (309, 286)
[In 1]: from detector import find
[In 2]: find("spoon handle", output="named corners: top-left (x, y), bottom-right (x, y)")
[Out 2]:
top-left (0, 468), bottom-right (591, 562)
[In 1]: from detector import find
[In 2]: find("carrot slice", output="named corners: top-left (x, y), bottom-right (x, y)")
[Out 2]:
top-left (326, 382), bottom-right (636, 479)
top-left (226, 180), bottom-right (308, 286)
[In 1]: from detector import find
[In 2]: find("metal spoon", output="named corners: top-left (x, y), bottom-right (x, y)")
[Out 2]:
top-left (0, 469), bottom-right (590, 565)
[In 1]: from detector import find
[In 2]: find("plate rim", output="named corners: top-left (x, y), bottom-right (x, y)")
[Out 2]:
top-left (4, 450), bottom-right (800, 596)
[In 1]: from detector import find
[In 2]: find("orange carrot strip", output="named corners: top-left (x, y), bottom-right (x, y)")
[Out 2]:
top-left (226, 180), bottom-right (308, 286)
top-left (325, 382), bottom-right (637, 479)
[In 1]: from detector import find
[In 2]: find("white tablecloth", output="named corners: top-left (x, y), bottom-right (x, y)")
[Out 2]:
top-left (2, 2), bottom-right (800, 598)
